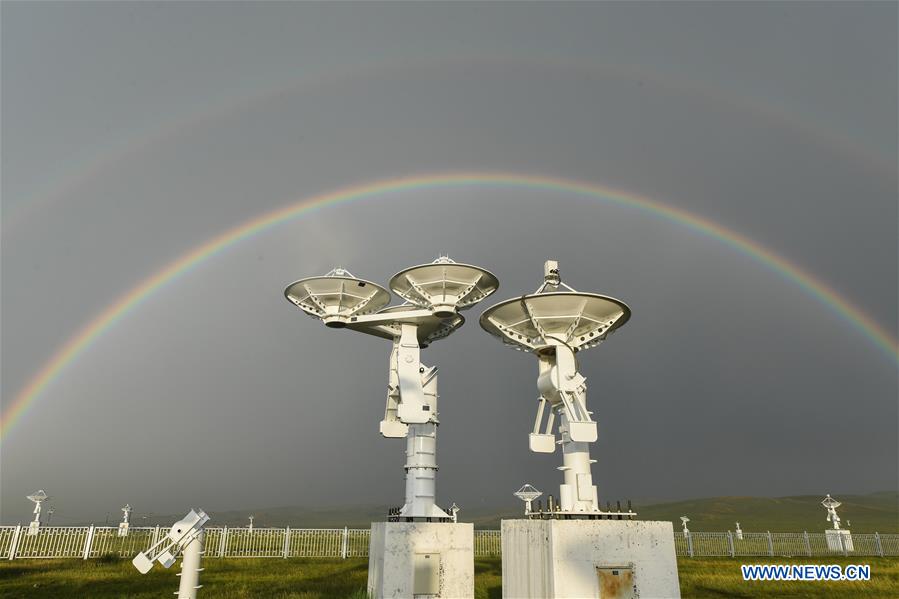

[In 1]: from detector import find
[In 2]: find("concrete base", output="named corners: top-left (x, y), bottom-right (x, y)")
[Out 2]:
top-left (825, 529), bottom-right (854, 552)
top-left (368, 521), bottom-right (474, 599)
top-left (502, 519), bottom-right (680, 599)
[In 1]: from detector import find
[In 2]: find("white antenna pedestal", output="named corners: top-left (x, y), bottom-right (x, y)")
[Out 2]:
top-left (26, 490), bottom-right (49, 536)
top-left (118, 504), bottom-right (132, 537)
top-left (483, 261), bottom-right (680, 599)
top-left (284, 258), bottom-right (497, 599)
top-left (822, 494), bottom-right (854, 552)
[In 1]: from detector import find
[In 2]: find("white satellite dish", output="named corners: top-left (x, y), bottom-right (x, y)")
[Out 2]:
top-left (480, 292), bottom-right (629, 353)
top-left (283, 258), bottom-right (495, 522)
top-left (514, 484), bottom-right (543, 515)
top-left (389, 256), bottom-right (499, 317)
top-left (821, 494), bottom-right (843, 529)
top-left (284, 268), bottom-right (391, 328)
top-left (26, 490), bottom-right (50, 534)
top-left (480, 261), bottom-right (631, 516)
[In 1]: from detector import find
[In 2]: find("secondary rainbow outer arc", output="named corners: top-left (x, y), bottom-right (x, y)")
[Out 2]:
top-left (2, 172), bottom-right (896, 440)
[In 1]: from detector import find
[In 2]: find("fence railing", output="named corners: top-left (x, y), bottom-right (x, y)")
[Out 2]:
top-left (673, 531), bottom-right (893, 558)
top-left (0, 526), bottom-right (894, 560)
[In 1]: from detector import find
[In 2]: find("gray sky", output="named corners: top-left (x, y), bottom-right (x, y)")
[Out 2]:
top-left (2, 2), bottom-right (896, 525)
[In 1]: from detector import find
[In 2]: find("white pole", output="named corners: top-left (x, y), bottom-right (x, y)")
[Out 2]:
top-left (177, 531), bottom-right (204, 599)
top-left (219, 527), bottom-right (228, 558)
top-left (403, 422), bottom-right (440, 518)
top-left (82, 525), bottom-right (95, 560)
top-left (559, 412), bottom-right (595, 512)
top-left (8, 525), bottom-right (21, 560)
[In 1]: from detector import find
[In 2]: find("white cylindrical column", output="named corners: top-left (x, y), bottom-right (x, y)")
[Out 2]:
top-left (177, 531), bottom-right (204, 599)
top-left (402, 422), bottom-right (441, 518)
top-left (558, 413), bottom-right (598, 512)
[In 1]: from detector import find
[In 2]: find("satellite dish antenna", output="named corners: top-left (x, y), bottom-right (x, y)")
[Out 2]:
top-left (284, 257), bottom-right (496, 521)
top-left (480, 260), bottom-right (630, 515)
top-left (389, 256), bottom-right (499, 317)
top-left (26, 490), bottom-right (50, 535)
top-left (480, 260), bottom-right (629, 354)
top-left (284, 268), bottom-right (391, 328)
top-left (133, 509), bottom-right (209, 599)
top-left (119, 504), bottom-right (132, 537)
top-left (513, 484), bottom-right (543, 515)
top-left (680, 516), bottom-right (690, 534)
top-left (821, 494), bottom-right (843, 530)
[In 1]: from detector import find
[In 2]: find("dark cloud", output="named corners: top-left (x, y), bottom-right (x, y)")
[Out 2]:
top-left (2, 2), bottom-right (896, 523)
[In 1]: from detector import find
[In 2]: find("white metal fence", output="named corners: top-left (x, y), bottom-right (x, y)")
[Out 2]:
top-left (1, 526), bottom-right (895, 560)
top-left (674, 531), bottom-right (896, 558)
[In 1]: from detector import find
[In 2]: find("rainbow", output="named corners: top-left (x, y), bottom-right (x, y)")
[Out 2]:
top-left (2, 172), bottom-right (896, 439)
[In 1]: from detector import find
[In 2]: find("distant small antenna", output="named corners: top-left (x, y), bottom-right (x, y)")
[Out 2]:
top-left (26, 490), bottom-right (50, 535)
top-left (47, 508), bottom-right (54, 525)
top-left (680, 516), bottom-right (690, 534)
top-left (821, 494), bottom-right (842, 530)
top-left (734, 521), bottom-right (743, 540)
top-left (449, 503), bottom-right (460, 524)
top-left (248, 515), bottom-right (254, 531)
top-left (514, 484), bottom-right (543, 515)
top-left (119, 504), bottom-right (133, 537)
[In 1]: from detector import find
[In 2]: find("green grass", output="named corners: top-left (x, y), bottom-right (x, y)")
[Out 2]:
top-left (679, 557), bottom-right (899, 598)
top-left (1, 556), bottom-right (896, 597)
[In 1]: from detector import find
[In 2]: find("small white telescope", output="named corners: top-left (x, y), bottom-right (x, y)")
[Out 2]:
top-left (133, 509), bottom-right (209, 599)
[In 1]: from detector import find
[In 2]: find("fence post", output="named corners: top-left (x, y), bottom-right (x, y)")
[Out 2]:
top-left (874, 532), bottom-right (883, 558)
top-left (803, 531), bottom-right (811, 557)
top-left (220, 526), bottom-right (228, 558)
top-left (151, 525), bottom-right (160, 549)
top-left (283, 527), bottom-right (290, 559)
top-left (7, 525), bottom-right (21, 560)
top-left (727, 531), bottom-right (735, 558)
top-left (341, 527), bottom-right (348, 559)
top-left (686, 532), bottom-right (694, 558)
top-left (82, 525), bottom-right (95, 560)
top-left (766, 531), bottom-right (773, 557)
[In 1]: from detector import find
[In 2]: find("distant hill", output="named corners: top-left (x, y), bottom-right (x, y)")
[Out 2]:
top-left (633, 491), bottom-right (897, 533)
top-left (69, 492), bottom-right (898, 532)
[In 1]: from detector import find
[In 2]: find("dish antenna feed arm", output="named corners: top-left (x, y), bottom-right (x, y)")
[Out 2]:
top-left (132, 509), bottom-right (208, 599)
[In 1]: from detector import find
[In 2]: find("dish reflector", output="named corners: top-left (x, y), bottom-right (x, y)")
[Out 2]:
top-left (284, 269), bottom-right (391, 328)
top-left (480, 292), bottom-right (630, 352)
top-left (389, 257), bottom-right (499, 317)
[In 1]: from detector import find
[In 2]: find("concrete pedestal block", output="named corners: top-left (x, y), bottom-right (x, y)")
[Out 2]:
top-left (502, 519), bottom-right (680, 599)
top-left (825, 529), bottom-right (854, 552)
top-left (368, 521), bottom-right (474, 599)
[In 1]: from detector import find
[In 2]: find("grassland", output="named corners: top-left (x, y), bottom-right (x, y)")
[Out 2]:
top-left (1, 556), bottom-right (897, 598)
